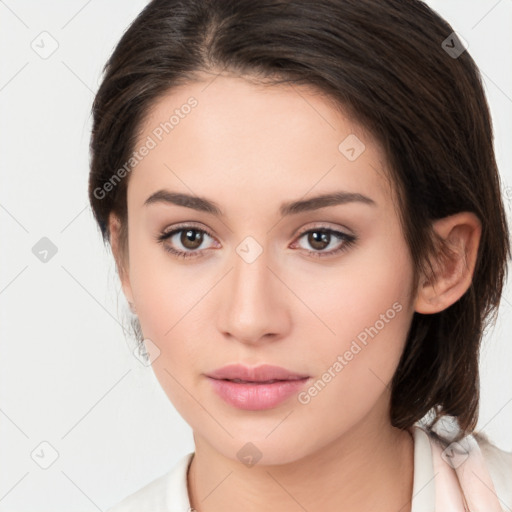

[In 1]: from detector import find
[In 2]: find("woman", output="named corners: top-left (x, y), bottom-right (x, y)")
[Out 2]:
top-left (89, 0), bottom-right (512, 510)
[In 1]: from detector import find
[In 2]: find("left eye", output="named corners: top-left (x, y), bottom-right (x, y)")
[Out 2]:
top-left (156, 225), bottom-right (357, 260)
top-left (293, 228), bottom-right (356, 257)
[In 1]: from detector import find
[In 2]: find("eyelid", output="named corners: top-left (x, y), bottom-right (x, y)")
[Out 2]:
top-left (294, 221), bottom-right (355, 238)
top-left (160, 221), bottom-right (212, 235)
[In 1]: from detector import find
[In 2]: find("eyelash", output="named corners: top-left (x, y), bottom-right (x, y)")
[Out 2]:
top-left (156, 223), bottom-right (357, 260)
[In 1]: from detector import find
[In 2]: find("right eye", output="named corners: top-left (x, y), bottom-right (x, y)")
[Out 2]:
top-left (157, 224), bottom-right (218, 259)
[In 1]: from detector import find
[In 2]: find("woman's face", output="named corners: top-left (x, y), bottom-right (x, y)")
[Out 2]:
top-left (116, 74), bottom-right (418, 464)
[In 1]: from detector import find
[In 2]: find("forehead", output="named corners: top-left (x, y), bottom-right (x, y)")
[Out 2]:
top-left (129, 74), bottom-right (394, 213)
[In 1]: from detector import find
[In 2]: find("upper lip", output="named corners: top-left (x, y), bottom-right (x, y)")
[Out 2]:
top-left (206, 364), bottom-right (310, 382)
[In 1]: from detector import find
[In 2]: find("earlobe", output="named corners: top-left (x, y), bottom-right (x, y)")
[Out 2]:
top-left (414, 212), bottom-right (481, 314)
top-left (108, 213), bottom-right (135, 307)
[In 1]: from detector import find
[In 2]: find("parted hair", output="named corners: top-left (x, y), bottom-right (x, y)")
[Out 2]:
top-left (88, 0), bottom-right (510, 441)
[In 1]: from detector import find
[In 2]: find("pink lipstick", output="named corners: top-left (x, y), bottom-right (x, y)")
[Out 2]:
top-left (206, 364), bottom-right (310, 410)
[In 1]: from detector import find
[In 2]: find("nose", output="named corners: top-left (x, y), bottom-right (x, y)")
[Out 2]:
top-left (216, 247), bottom-right (291, 346)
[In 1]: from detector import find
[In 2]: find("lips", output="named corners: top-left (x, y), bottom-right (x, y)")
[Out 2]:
top-left (206, 363), bottom-right (309, 383)
top-left (206, 364), bottom-right (311, 410)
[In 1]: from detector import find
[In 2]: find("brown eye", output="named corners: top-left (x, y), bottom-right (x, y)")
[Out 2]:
top-left (307, 230), bottom-right (331, 251)
top-left (157, 225), bottom-right (217, 260)
top-left (293, 227), bottom-right (357, 258)
top-left (180, 229), bottom-right (204, 250)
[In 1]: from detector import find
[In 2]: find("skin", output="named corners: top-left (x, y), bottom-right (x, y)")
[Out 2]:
top-left (109, 72), bottom-right (481, 512)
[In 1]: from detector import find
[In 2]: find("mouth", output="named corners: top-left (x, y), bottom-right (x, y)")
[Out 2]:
top-left (206, 363), bottom-right (310, 383)
top-left (214, 377), bottom-right (307, 384)
top-left (206, 374), bottom-right (311, 411)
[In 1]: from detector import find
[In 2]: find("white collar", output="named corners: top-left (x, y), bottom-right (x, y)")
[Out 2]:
top-left (107, 424), bottom-right (508, 511)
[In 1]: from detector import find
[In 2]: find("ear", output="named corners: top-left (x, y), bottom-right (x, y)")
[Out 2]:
top-left (108, 213), bottom-right (135, 311)
top-left (414, 212), bottom-right (481, 314)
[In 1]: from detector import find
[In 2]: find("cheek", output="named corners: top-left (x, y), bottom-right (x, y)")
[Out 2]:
top-left (293, 229), bottom-right (413, 404)
top-left (126, 240), bottom-right (214, 401)
top-left (128, 253), bottom-right (206, 409)
top-left (292, 224), bottom-right (413, 348)
top-left (294, 291), bottom-right (411, 440)
top-left (126, 228), bottom-right (206, 337)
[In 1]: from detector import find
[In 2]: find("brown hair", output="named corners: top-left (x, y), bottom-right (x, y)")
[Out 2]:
top-left (88, 0), bottom-right (510, 441)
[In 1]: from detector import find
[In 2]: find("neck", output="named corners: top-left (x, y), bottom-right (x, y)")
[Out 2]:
top-left (187, 413), bottom-right (414, 512)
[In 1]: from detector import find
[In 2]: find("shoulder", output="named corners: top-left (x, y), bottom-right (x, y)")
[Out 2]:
top-left (424, 420), bottom-right (512, 511)
top-left (106, 471), bottom-right (173, 512)
top-left (105, 452), bottom-right (194, 512)
top-left (473, 431), bottom-right (512, 510)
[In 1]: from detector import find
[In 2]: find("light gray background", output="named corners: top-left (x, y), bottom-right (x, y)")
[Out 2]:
top-left (0, 1), bottom-right (511, 510)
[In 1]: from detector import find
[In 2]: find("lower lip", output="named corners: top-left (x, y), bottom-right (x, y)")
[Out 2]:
top-left (207, 377), bottom-right (310, 410)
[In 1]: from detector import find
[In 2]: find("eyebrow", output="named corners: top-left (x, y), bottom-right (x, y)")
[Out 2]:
top-left (144, 189), bottom-right (377, 217)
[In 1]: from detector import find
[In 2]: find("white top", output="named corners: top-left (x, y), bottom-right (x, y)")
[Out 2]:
top-left (106, 424), bottom-right (512, 512)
